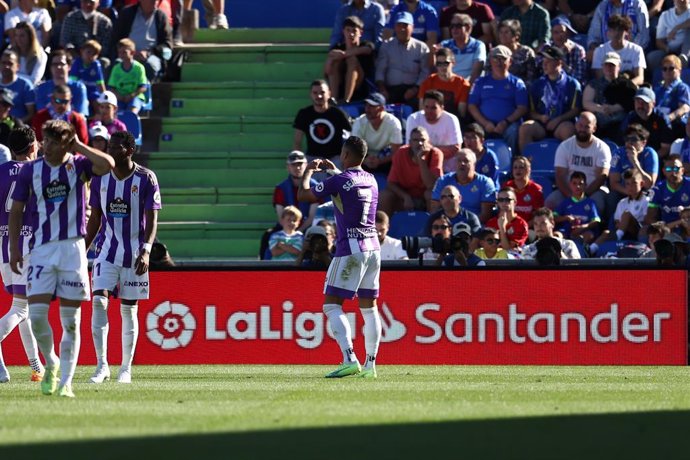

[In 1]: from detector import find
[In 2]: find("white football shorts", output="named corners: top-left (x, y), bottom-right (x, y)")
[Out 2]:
top-left (0, 254), bottom-right (30, 296)
top-left (27, 238), bottom-right (90, 301)
top-left (92, 259), bottom-right (150, 300)
top-left (324, 250), bottom-right (381, 299)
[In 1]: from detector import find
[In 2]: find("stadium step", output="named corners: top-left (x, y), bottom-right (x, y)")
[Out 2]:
top-left (156, 168), bottom-right (285, 188)
top-left (172, 81), bottom-right (306, 99)
top-left (160, 203), bottom-right (275, 222)
top-left (161, 116), bottom-right (293, 134)
top-left (191, 28), bottom-right (329, 44)
top-left (158, 132), bottom-right (293, 151)
top-left (163, 186), bottom-right (274, 205)
top-left (169, 97), bottom-right (304, 117)
top-left (184, 44), bottom-right (327, 64)
top-left (158, 221), bottom-right (270, 239)
top-left (146, 151), bottom-right (287, 169)
top-left (163, 238), bottom-right (260, 259)
top-left (181, 62), bottom-right (324, 82)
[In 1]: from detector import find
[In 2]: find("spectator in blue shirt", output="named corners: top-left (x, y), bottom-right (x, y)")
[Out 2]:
top-left (468, 45), bottom-right (528, 154)
top-left (518, 44), bottom-right (581, 154)
top-left (330, 0), bottom-right (385, 49)
top-left (653, 54), bottom-right (690, 140)
top-left (384, 0), bottom-right (440, 47)
top-left (645, 154), bottom-right (690, 226)
top-left (438, 13), bottom-right (486, 83)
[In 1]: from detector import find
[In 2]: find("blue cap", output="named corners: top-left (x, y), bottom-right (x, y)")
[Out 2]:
top-left (364, 92), bottom-right (386, 106)
top-left (550, 15), bottom-right (576, 34)
top-left (635, 87), bottom-right (655, 104)
top-left (394, 11), bottom-right (414, 25)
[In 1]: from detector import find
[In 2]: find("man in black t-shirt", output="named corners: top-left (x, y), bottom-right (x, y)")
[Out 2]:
top-left (292, 79), bottom-right (352, 164)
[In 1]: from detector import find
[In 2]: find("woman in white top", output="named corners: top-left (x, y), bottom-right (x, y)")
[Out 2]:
top-left (11, 21), bottom-right (46, 85)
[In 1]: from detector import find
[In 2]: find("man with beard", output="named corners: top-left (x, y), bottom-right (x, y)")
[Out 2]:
top-left (0, 50), bottom-right (34, 123)
top-left (545, 111), bottom-right (611, 218)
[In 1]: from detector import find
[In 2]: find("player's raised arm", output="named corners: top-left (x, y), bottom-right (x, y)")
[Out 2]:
top-left (72, 137), bottom-right (115, 176)
top-left (8, 199), bottom-right (25, 274)
top-left (297, 160), bottom-right (321, 203)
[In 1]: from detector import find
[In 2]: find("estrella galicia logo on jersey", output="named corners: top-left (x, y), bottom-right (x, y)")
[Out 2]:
top-left (146, 301), bottom-right (196, 350)
top-left (107, 197), bottom-right (130, 218)
top-left (309, 118), bottom-right (336, 145)
top-left (43, 180), bottom-right (70, 203)
top-left (314, 182), bottom-right (325, 193)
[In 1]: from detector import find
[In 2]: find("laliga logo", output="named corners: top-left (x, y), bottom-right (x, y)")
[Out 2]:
top-left (146, 301), bottom-right (196, 350)
top-left (378, 303), bottom-right (406, 343)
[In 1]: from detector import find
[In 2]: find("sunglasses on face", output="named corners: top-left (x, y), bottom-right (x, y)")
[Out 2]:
top-left (484, 238), bottom-right (499, 244)
top-left (436, 61), bottom-right (450, 67)
top-left (440, 194), bottom-right (457, 199)
top-left (662, 67), bottom-right (677, 72)
top-left (496, 197), bottom-right (513, 203)
top-left (450, 23), bottom-right (466, 29)
top-left (432, 225), bottom-right (450, 230)
top-left (53, 97), bottom-right (70, 105)
top-left (665, 166), bottom-right (681, 172)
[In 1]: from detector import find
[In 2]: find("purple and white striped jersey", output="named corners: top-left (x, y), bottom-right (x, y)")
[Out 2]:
top-left (90, 164), bottom-right (162, 268)
top-left (12, 154), bottom-right (93, 251)
top-left (312, 167), bottom-right (380, 257)
top-left (0, 161), bottom-right (32, 262)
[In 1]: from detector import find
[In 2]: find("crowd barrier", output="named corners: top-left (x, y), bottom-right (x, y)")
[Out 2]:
top-left (1, 267), bottom-right (687, 365)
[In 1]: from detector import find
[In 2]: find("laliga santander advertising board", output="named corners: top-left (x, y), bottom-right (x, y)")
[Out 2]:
top-left (0, 269), bottom-right (687, 365)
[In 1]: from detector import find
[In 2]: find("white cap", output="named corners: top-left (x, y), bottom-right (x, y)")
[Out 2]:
top-left (89, 124), bottom-right (110, 141)
top-left (96, 90), bottom-right (118, 107)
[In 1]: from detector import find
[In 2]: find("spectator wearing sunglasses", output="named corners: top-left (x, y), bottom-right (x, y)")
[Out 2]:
top-left (485, 186), bottom-right (529, 250)
top-left (31, 84), bottom-right (88, 144)
top-left (473, 227), bottom-right (512, 259)
top-left (620, 87), bottom-right (674, 158)
top-left (418, 47), bottom-right (470, 119)
top-left (437, 13), bottom-right (485, 83)
top-left (423, 183), bottom-right (481, 236)
top-left (645, 154), bottom-right (690, 227)
top-left (653, 54), bottom-right (690, 140)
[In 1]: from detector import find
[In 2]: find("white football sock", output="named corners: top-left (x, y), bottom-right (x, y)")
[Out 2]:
top-left (323, 304), bottom-right (357, 363)
top-left (91, 295), bottom-right (109, 366)
top-left (59, 306), bottom-right (81, 387)
top-left (360, 306), bottom-right (382, 370)
top-left (29, 303), bottom-right (58, 369)
top-left (0, 297), bottom-right (29, 341)
top-left (13, 298), bottom-right (40, 362)
top-left (120, 304), bottom-right (139, 372)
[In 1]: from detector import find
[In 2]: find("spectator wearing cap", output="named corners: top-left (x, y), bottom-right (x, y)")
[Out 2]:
top-left (375, 11), bottom-right (430, 108)
top-left (378, 125), bottom-right (443, 216)
top-left (535, 16), bottom-right (587, 86)
top-left (587, 0), bottom-right (649, 53)
top-left (418, 47), bottom-right (471, 119)
top-left (405, 89), bottom-right (462, 172)
top-left (273, 150), bottom-right (319, 231)
top-left (490, 19), bottom-right (537, 85)
top-left (499, 0), bottom-right (551, 49)
top-left (591, 15), bottom-right (645, 86)
top-left (32, 84), bottom-right (88, 144)
top-left (450, 122), bottom-right (499, 187)
top-left (89, 90), bottom-right (127, 135)
top-left (0, 88), bottom-right (24, 148)
top-left (423, 183), bottom-right (481, 236)
top-left (441, 221), bottom-right (486, 266)
top-left (0, 49), bottom-right (34, 123)
top-left (518, 44), bottom-right (581, 154)
top-left (653, 54), bottom-right (690, 139)
top-left (330, 0), bottom-right (385, 50)
top-left (375, 210), bottom-right (409, 260)
top-left (88, 123), bottom-right (110, 152)
top-left (352, 91), bottom-right (403, 181)
top-left (621, 87), bottom-right (674, 158)
top-left (440, 0), bottom-right (495, 46)
top-left (582, 50), bottom-right (637, 140)
top-left (384, 0), bottom-right (440, 48)
top-left (325, 15), bottom-right (376, 104)
top-left (468, 45), bottom-right (529, 155)
top-left (438, 13), bottom-right (486, 83)
top-left (649, 0), bottom-right (690, 72)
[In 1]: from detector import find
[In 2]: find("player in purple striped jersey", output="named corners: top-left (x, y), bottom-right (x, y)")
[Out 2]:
top-left (9, 120), bottom-right (115, 398)
top-left (0, 127), bottom-right (43, 383)
top-left (85, 131), bottom-right (161, 384)
top-left (298, 136), bottom-right (383, 379)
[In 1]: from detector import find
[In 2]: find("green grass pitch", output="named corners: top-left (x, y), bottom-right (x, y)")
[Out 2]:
top-left (1, 365), bottom-right (690, 459)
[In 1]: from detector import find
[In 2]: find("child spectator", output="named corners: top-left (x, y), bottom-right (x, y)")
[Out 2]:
top-left (70, 40), bottom-right (106, 109)
top-left (611, 169), bottom-right (650, 241)
top-left (554, 171), bottom-right (601, 250)
top-left (268, 206), bottom-right (304, 261)
top-left (88, 123), bottom-right (109, 152)
top-left (668, 206), bottom-right (690, 240)
top-left (473, 227), bottom-right (511, 259)
top-left (89, 91), bottom-right (126, 135)
top-left (107, 38), bottom-right (148, 114)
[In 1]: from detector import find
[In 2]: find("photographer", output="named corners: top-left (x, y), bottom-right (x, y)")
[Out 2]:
top-left (296, 226), bottom-right (332, 269)
top-left (441, 222), bottom-right (485, 267)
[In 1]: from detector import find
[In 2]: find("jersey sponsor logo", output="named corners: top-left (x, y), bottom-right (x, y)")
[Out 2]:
top-left (107, 197), bottom-right (130, 218)
top-left (60, 279), bottom-right (86, 288)
top-left (146, 301), bottom-right (196, 350)
top-left (43, 180), bottom-right (70, 203)
top-left (309, 118), bottom-right (336, 145)
top-left (314, 182), bottom-right (325, 193)
top-left (153, 191), bottom-right (161, 205)
top-left (347, 227), bottom-right (377, 238)
top-left (123, 280), bottom-right (149, 287)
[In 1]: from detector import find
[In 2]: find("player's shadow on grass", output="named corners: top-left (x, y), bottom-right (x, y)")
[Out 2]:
top-left (3, 409), bottom-right (690, 459)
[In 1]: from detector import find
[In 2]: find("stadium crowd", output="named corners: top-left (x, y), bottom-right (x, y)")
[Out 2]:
top-left (269, 0), bottom-right (690, 265)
